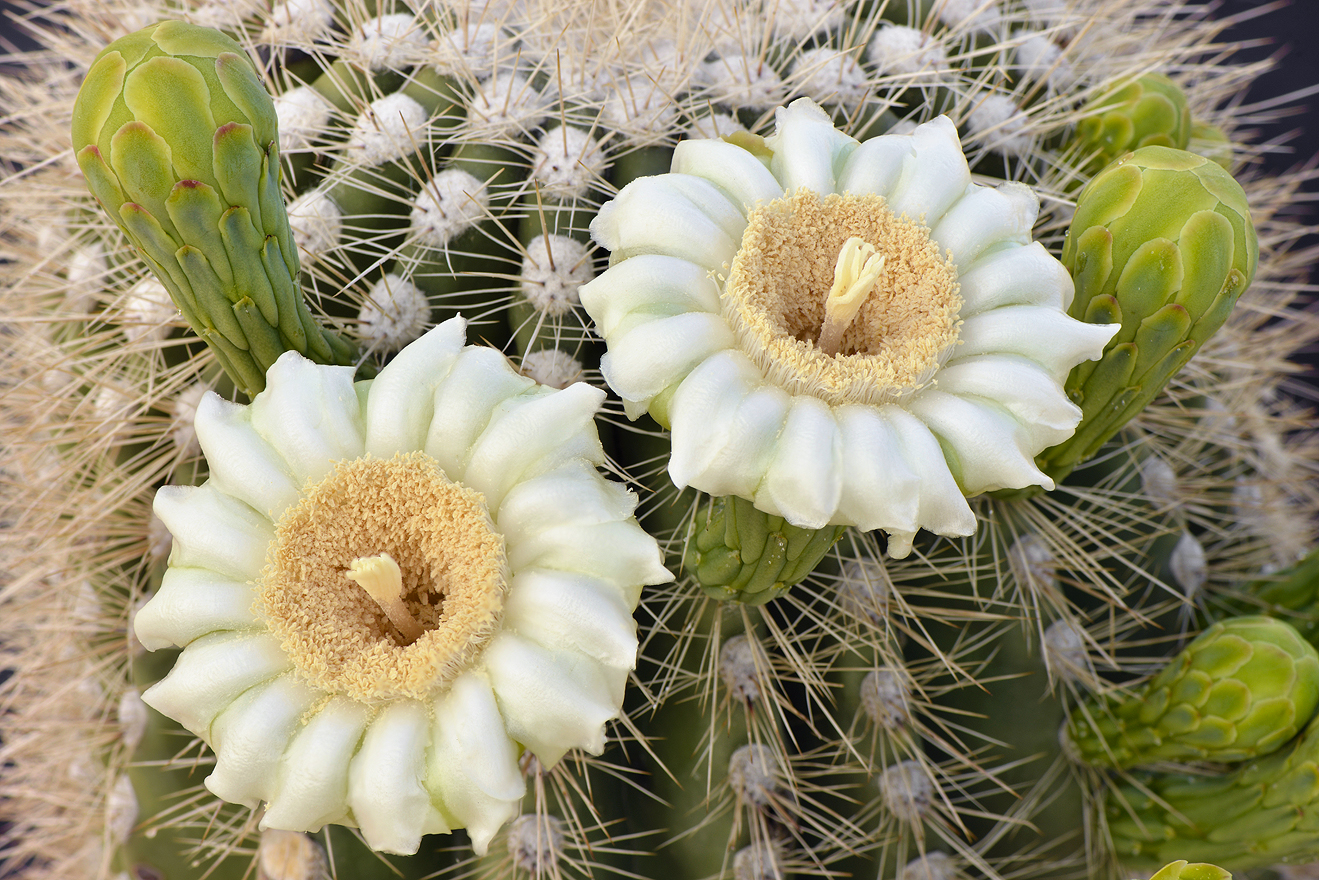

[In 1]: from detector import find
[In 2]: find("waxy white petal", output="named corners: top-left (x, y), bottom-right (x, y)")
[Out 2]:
top-left (591, 175), bottom-right (740, 270)
top-left (504, 568), bottom-right (638, 668)
top-left (835, 133), bottom-right (913, 199)
top-left (956, 242), bottom-right (1073, 316)
top-left (667, 350), bottom-right (772, 492)
top-left (883, 406), bottom-right (976, 550)
top-left (365, 317), bottom-right (467, 457)
top-left (508, 519), bottom-right (673, 593)
top-left (834, 405), bottom-right (920, 533)
top-left (497, 460), bottom-right (638, 549)
top-left (262, 696), bottom-right (370, 831)
top-left (134, 566), bottom-right (259, 650)
top-left (930, 182), bottom-right (1037, 266)
top-left (141, 631), bottom-right (291, 739)
top-left (152, 483), bottom-right (273, 585)
top-left (907, 391), bottom-right (1054, 493)
top-left (671, 137), bottom-right (784, 209)
top-left (580, 255), bottom-right (723, 340)
top-left (758, 396), bottom-right (844, 529)
top-left (194, 393), bottom-right (301, 519)
top-left (669, 371), bottom-right (792, 499)
top-left (349, 700), bottom-right (449, 854)
top-left (767, 96), bottom-right (858, 193)
top-left (934, 355), bottom-right (1081, 447)
top-left (953, 306), bottom-right (1119, 378)
top-left (250, 353), bottom-right (364, 487)
top-left (207, 675), bottom-right (319, 808)
top-left (600, 312), bottom-right (736, 408)
top-left (885, 116), bottom-right (972, 224)
top-left (425, 346), bottom-right (535, 478)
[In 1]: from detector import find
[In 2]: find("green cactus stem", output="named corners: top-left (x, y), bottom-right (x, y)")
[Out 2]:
top-left (1071, 73), bottom-right (1193, 176)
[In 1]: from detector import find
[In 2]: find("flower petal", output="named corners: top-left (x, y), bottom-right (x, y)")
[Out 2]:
top-left (497, 460), bottom-right (638, 549)
top-left (834, 405), bottom-right (920, 534)
top-left (906, 390), bottom-right (1054, 493)
top-left (207, 674), bottom-right (319, 808)
top-left (599, 312), bottom-right (736, 412)
top-left (464, 382), bottom-right (607, 507)
top-left (757, 395), bottom-right (843, 529)
top-left (934, 355), bottom-right (1082, 448)
top-left (883, 405), bottom-right (976, 554)
top-left (153, 483), bottom-right (273, 588)
top-left (134, 566), bottom-right (260, 651)
top-left (141, 631), bottom-right (291, 739)
top-left (262, 696), bottom-right (370, 831)
top-left (884, 115), bottom-right (972, 224)
top-left (503, 568), bottom-right (639, 669)
top-left (364, 316), bottom-right (467, 457)
top-left (580, 255), bottom-right (723, 340)
top-left (194, 392), bottom-right (301, 519)
top-left (671, 137), bottom-right (784, 209)
top-left (250, 353), bottom-right (364, 487)
top-left (590, 174), bottom-right (741, 270)
top-left (424, 346), bottom-right (535, 478)
top-left (348, 700), bottom-right (449, 855)
top-left (952, 305), bottom-right (1119, 379)
top-left (507, 519), bottom-right (672, 594)
top-left (483, 632), bottom-right (620, 767)
top-left (767, 97), bottom-right (858, 193)
top-left (834, 132), bottom-right (912, 200)
top-left (427, 673), bottom-right (524, 856)
top-left (956, 242), bottom-right (1072, 316)
top-left (668, 349), bottom-right (777, 494)
top-left (930, 182), bottom-right (1037, 267)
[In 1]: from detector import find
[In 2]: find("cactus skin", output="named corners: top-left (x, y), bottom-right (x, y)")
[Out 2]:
top-left (684, 494), bottom-right (845, 604)
top-left (70, 21), bottom-right (354, 397)
top-left (1067, 616), bottom-right (1319, 768)
top-left (1072, 73), bottom-right (1193, 175)
top-left (1039, 146), bottom-right (1258, 480)
top-left (1107, 715), bottom-right (1319, 871)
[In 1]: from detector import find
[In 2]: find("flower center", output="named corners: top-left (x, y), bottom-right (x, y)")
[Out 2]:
top-left (723, 188), bottom-right (962, 406)
top-left (259, 451), bottom-right (508, 703)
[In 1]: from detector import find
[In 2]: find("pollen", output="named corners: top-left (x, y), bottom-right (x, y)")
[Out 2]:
top-left (258, 451), bottom-right (508, 703)
top-left (723, 188), bottom-right (961, 406)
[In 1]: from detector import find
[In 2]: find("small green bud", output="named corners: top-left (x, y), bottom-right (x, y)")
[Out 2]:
top-left (1227, 548), bottom-right (1319, 646)
top-left (684, 495), bottom-right (844, 605)
top-left (71, 21), bottom-right (354, 396)
top-left (1143, 861), bottom-right (1232, 880)
top-left (1038, 146), bottom-right (1257, 479)
top-left (1072, 73), bottom-right (1192, 175)
top-left (1068, 616), bottom-right (1319, 768)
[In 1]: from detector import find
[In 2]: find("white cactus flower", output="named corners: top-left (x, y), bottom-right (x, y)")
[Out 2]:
top-left (582, 98), bottom-right (1117, 557)
top-left (134, 318), bottom-right (671, 856)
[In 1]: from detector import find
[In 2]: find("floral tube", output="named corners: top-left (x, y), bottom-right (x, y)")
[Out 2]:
top-left (582, 98), bottom-right (1119, 557)
top-left (135, 317), bottom-right (672, 855)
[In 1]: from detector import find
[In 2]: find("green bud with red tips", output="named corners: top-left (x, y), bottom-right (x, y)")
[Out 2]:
top-left (1072, 73), bottom-right (1192, 176)
top-left (1037, 146), bottom-right (1257, 481)
top-left (71, 20), bottom-right (355, 397)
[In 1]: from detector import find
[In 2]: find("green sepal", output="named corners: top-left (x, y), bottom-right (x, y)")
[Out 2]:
top-left (76, 145), bottom-right (127, 217)
top-left (258, 147), bottom-right (300, 279)
top-left (122, 54), bottom-right (216, 184)
top-left (118, 201), bottom-right (182, 278)
top-left (213, 121), bottom-right (265, 232)
top-left (300, 304), bottom-right (336, 363)
top-left (176, 244), bottom-right (249, 348)
top-left (213, 50), bottom-right (278, 149)
top-left (219, 205), bottom-right (280, 326)
top-left (70, 49), bottom-right (127, 153)
top-left (262, 235), bottom-right (309, 353)
top-left (201, 325), bottom-right (264, 397)
top-left (165, 179), bottom-right (233, 289)
top-left (233, 295), bottom-right (286, 375)
top-left (1130, 303), bottom-right (1192, 380)
top-left (109, 120), bottom-right (179, 240)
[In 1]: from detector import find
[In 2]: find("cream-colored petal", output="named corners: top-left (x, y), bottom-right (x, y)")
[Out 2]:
top-left (153, 484), bottom-right (274, 582)
top-left (427, 673), bottom-right (524, 856)
top-left (834, 133), bottom-right (912, 200)
top-left (766, 97), bottom-right (858, 194)
top-left (671, 137), bottom-right (784, 209)
top-left (956, 242), bottom-right (1072, 316)
top-left (671, 376), bottom-right (792, 500)
top-left (667, 350), bottom-right (777, 494)
top-left (464, 382), bottom-right (607, 507)
top-left (134, 566), bottom-right (259, 651)
top-left (952, 306), bottom-right (1119, 379)
top-left (206, 674), bottom-right (319, 808)
top-left (580, 255), bottom-right (723, 340)
top-left (883, 405), bottom-right (977, 549)
top-left (262, 696), bottom-right (370, 831)
top-left (349, 700), bottom-right (448, 855)
top-left (506, 519), bottom-right (672, 593)
top-left (194, 393), bottom-right (302, 520)
top-left (885, 115), bottom-right (972, 224)
top-left (250, 353), bottom-right (364, 487)
top-left (590, 175), bottom-right (740, 270)
top-left (483, 632), bottom-right (619, 767)
top-left (599, 312), bottom-right (736, 410)
top-left (141, 631), bottom-right (291, 739)
top-left (504, 568), bottom-right (638, 668)
top-left (364, 317), bottom-right (467, 457)
top-left (424, 346), bottom-right (535, 478)
top-left (497, 460), bottom-right (637, 550)
top-left (934, 355), bottom-right (1081, 448)
top-left (757, 396), bottom-right (844, 529)
top-left (906, 391), bottom-right (1054, 493)
top-left (834, 405), bottom-right (920, 533)
top-left (930, 182), bottom-right (1037, 267)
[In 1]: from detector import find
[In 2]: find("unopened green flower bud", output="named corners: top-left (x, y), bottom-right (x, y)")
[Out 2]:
top-left (1068, 616), bottom-right (1319, 768)
top-left (1039, 146), bottom-right (1257, 480)
top-left (1108, 715), bottom-right (1319, 871)
top-left (1143, 860), bottom-right (1232, 880)
top-left (684, 495), bottom-right (844, 605)
top-left (71, 20), bottom-right (355, 396)
top-left (1228, 548), bottom-right (1319, 646)
top-left (1072, 73), bottom-right (1192, 176)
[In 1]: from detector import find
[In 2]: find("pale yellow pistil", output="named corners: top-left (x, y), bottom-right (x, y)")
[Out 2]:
top-left (818, 237), bottom-right (886, 356)
top-left (347, 552), bottom-right (424, 644)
